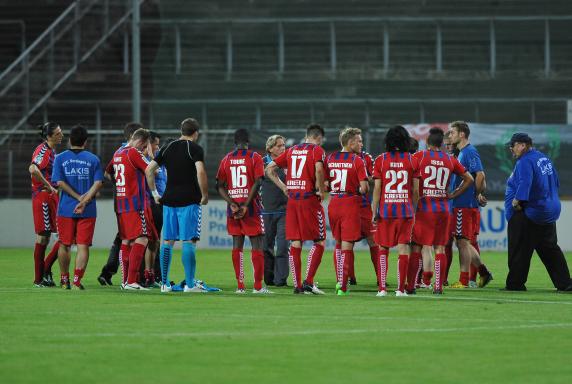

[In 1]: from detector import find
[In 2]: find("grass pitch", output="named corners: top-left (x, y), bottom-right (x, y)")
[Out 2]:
top-left (1, 247), bottom-right (571, 384)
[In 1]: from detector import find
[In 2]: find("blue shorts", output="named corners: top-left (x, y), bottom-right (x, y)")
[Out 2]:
top-left (162, 204), bottom-right (202, 241)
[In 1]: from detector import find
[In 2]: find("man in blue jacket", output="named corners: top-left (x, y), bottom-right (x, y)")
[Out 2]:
top-left (504, 132), bottom-right (572, 292)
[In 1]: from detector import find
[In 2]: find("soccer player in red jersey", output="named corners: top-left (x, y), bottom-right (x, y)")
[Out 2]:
top-left (410, 128), bottom-right (474, 294)
top-left (217, 129), bottom-right (269, 294)
top-left (105, 128), bottom-right (158, 290)
top-left (325, 127), bottom-right (369, 295)
top-left (372, 125), bottom-right (419, 297)
top-left (266, 124), bottom-right (327, 295)
top-left (332, 148), bottom-right (380, 286)
top-left (28, 122), bottom-right (63, 287)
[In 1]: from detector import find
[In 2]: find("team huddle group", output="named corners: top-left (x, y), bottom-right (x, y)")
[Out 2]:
top-left (29, 118), bottom-right (493, 296)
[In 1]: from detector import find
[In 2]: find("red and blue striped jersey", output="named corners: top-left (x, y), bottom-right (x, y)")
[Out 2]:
top-left (274, 143), bottom-right (325, 199)
top-left (413, 150), bottom-right (466, 213)
top-left (30, 142), bottom-right (57, 196)
top-left (358, 151), bottom-right (374, 207)
top-left (373, 151), bottom-right (418, 219)
top-left (216, 149), bottom-right (264, 217)
top-left (325, 151), bottom-right (368, 198)
top-left (106, 146), bottom-right (150, 214)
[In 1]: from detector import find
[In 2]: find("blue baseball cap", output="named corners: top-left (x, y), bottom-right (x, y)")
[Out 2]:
top-left (506, 132), bottom-right (533, 147)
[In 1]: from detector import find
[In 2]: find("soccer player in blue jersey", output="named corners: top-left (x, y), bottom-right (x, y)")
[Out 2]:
top-left (52, 125), bottom-right (104, 289)
top-left (448, 121), bottom-right (493, 288)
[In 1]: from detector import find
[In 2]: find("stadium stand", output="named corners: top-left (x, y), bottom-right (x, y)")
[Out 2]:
top-left (1, 0), bottom-right (572, 197)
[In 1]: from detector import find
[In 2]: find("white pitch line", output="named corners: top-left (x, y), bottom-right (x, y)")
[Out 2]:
top-left (37, 322), bottom-right (572, 339)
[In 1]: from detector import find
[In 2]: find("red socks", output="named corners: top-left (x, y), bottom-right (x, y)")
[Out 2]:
top-left (422, 271), bottom-right (433, 286)
top-left (469, 264), bottom-right (478, 282)
top-left (232, 248), bottom-right (244, 289)
top-left (459, 271), bottom-right (469, 286)
top-left (348, 249), bottom-right (356, 281)
top-left (434, 253), bottom-right (447, 292)
top-left (44, 242), bottom-right (60, 273)
top-left (378, 248), bottom-right (388, 291)
top-left (73, 268), bottom-right (85, 287)
top-left (406, 252), bottom-right (421, 291)
top-left (251, 250), bottom-right (264, 290)
top-left (341, 250), bottom-right (353, 292)
top-left (127, 243), bottom-right (146, 284)
top-left (370, 245), bottom-right (380, 282)
top-left (397, 255), bottom-right (409, 292)
top-left (289, 246), bottom-right (302, 289)
top-left (33, 243), bottom-right (47, 283)
top-left (119, 243), bottom-right (131, 285)
top-left (305, 243), bottom-right (324, 285)
top-left (444, 242), bottom-right (453, 283)
top-left (333, 243), bottom-right (341, 282)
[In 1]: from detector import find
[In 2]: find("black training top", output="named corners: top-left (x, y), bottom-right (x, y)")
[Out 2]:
top-left (154, 139), bottom-right (205, 207)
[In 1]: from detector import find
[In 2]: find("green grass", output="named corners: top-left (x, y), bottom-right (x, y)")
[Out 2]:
top-left (1, 247), bottom-right (572, 384)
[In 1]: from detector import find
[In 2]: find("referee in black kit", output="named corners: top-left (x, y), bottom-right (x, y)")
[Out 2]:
top-left (504, 132), bottom-right (572, 292)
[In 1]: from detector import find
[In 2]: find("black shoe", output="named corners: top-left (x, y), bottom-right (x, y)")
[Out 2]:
top-left (432, 289), bottom-right (443, 295)
top-left (72, 283), bottom-right (85, 290)
top-left (61, 281), bottom-right (71, 290)
top-left (501, 286), bottom-right (527, 291)
top-left (406, 289), bottom-right (416, 295)
top-left (293, 287), bottom-right (304, 294)
top-left (42, 272), bottom-right (56, 287)
top-left (443, 280), bottom-right (449, 287)
top-left (478, 272), bottom-right (494, 288)
top-left (97, 274), bottom-right (112, 286)
top-left (557, 283), bottom-right (572, 292)
top-left (349, 277), bottom-right (357, 286)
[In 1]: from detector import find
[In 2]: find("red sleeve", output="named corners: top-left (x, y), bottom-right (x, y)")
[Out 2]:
top-left (216, 155), bottom-right (227, 183)
top-left (412, 152), bottom-right (422, 178)
top-left (274, 150), bottom-right (288, 169)
top-left (314, 146), bottom-right (325, 163)
top-left (252, 152), bottom-right (265, 179)
top-left (372, 155), bottom-right (383, 179)
top-left (452, 156), bottom-right (467, 175)
top-left (105, 158), bottom-right (114, 175)
top-left (31, 144), bottom-right (50, 170)
top-left (356, 156), bottom-right (368, 181)
top-left (365, 153), bottom-right (374, 176)
top-left (127, 148), bottom-right (150, 172)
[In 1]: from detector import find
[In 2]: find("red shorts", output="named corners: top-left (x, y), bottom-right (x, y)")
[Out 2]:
top-left (412, 211), bottom-right (451, 246)
top-left (453, 208), bottom-right (479, 242)
top-left (360, 205), bottom-right (374, 238)
top-left (328, 197), bottom-right (361, 243)
top-left (32, 191), bottom-right (59, 235)
top-left (285, 197), bottom-right (326, 241)
top-left (117, 206), bottom-right (158, 241)
top-left (375, 217), bottom-right (413, 248)
top-left (57, 216), bottom-right (96, 246)
top-left (227, 212), bottom-right (264, 237)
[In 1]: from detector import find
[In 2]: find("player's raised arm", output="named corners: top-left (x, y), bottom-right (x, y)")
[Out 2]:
top-left (195, 160), bottom-right (209, 205)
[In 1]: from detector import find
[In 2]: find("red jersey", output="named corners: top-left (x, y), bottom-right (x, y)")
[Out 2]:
top-left (30, 142), bottom-right (57, 196)
top-left (106, 146), bottom-right (150, 214)
top-left (325, 151), bottom-right (368, 196)
top-left (274, 143), bottom-right (325, 199)
top-left (373, 151), bottom-right (418, 219)
top-left (414, 149), bottom-right (466, 213)
top-left (216, 149), bottom-right (264, 205)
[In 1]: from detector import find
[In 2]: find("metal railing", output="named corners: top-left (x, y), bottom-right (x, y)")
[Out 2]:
top-left (0, 0), bottom-right (139, 145)
top-left (142, 15), bottom-right (572, 80)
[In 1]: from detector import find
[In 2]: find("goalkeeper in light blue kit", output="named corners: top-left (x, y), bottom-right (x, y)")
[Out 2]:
top-left (145, 118), bottom-right (209, 292)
